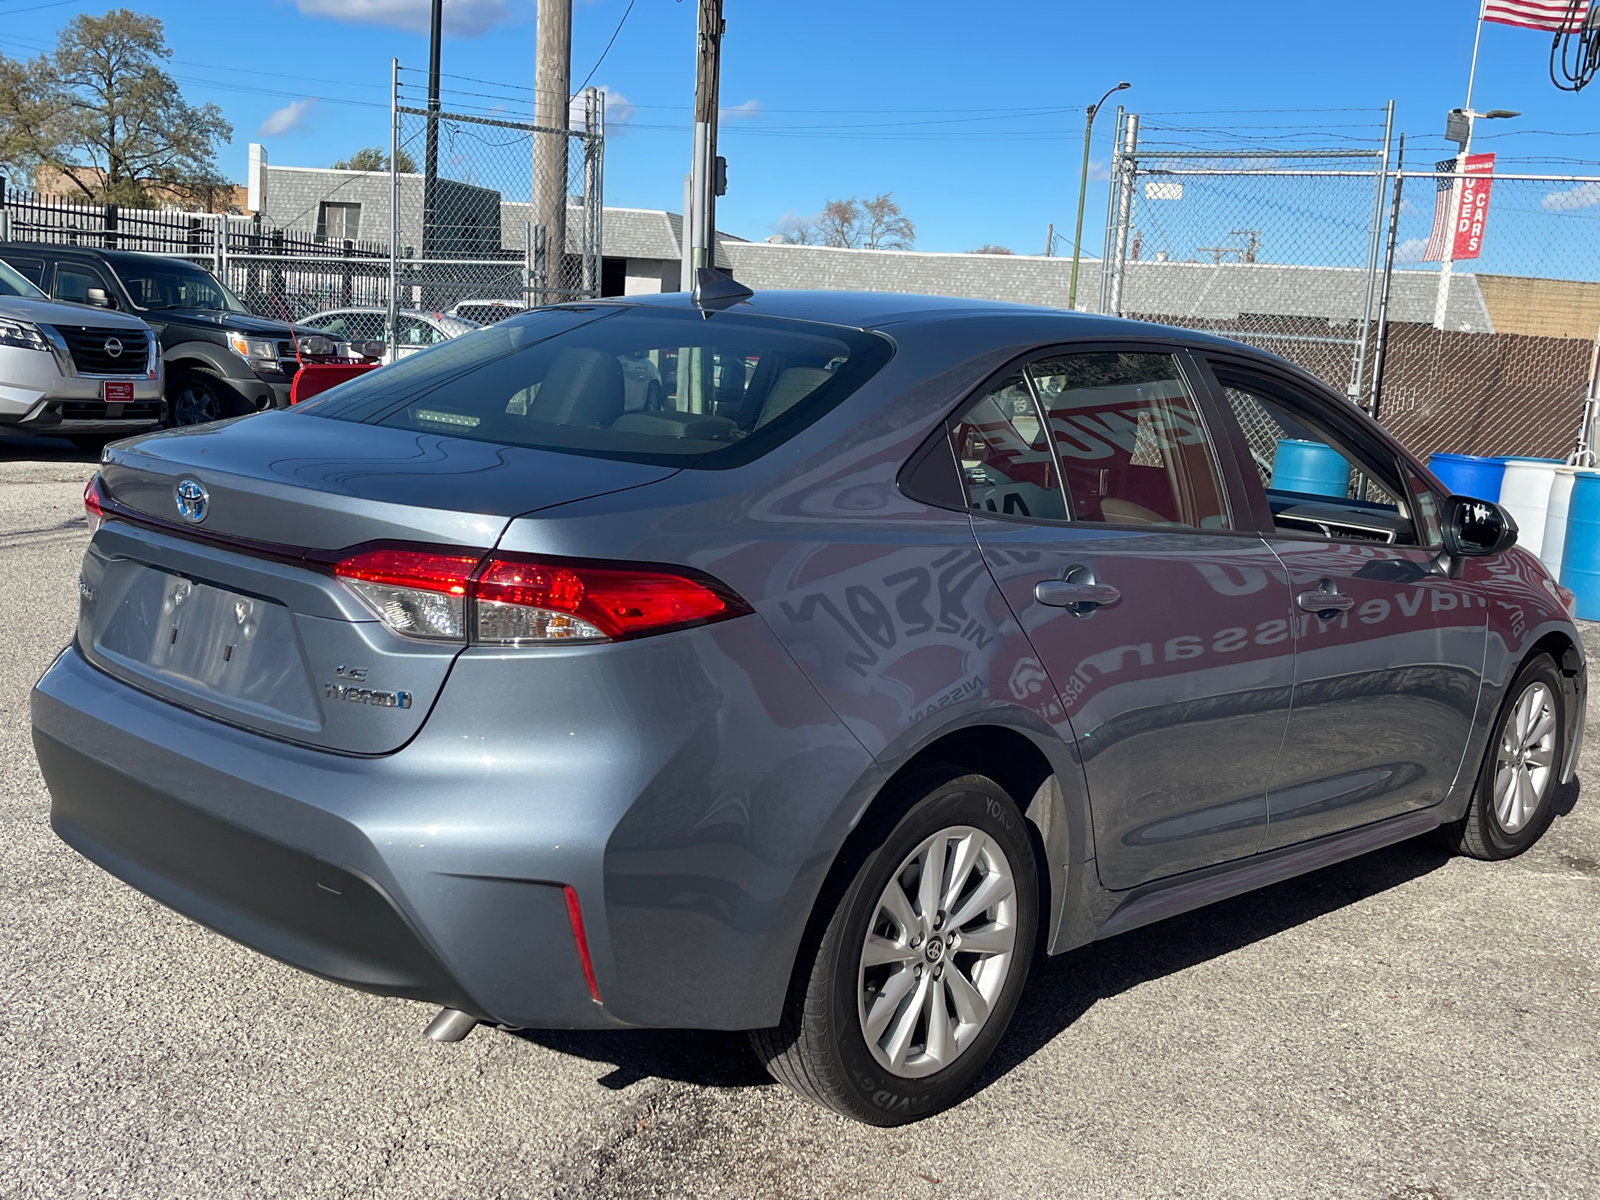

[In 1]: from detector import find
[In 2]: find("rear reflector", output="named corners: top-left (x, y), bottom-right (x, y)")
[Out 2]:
top-left (562, 885), bottom-right (602, 1004)
top-left (331, 546), bottom-right (750, 645)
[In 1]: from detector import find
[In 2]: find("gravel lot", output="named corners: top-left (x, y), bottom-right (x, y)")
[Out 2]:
top-left (1, 435), bottom-right (1596, 1200)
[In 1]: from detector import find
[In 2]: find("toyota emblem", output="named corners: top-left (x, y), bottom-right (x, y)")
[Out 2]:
top-left (104, 337), bottom-right (123, 358)
top-left (174, 479), bottom-right (209, 524)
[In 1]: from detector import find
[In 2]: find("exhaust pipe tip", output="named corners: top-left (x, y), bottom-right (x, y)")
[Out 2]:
top-left (424, 1007), bottom-right (479, 1043)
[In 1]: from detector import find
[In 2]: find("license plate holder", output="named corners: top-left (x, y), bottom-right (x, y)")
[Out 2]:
top-left (102, 380), bottom-right (134, 402)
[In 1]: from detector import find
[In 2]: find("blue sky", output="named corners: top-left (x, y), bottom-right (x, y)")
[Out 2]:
top-left (1, 0), bottom-right (1597, 254)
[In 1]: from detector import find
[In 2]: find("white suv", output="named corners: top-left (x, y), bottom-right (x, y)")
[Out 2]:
top-left (0, 257), bottom-right (163, 452)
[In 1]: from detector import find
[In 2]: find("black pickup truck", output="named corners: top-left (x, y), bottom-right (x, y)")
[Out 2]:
top-left (0, 242), bottom-right (347, 424)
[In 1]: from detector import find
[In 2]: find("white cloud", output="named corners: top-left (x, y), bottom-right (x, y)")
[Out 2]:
top-left (1541, 182), bottom-right (1600, 212)
top-left (721, 98), bottom-right (761, 120)
top-left (293, 0), bottom-right (510, 38)
top-left (258, 99), bottom-right (316, 137)
top-left (1087, 158), bottom-right (1110, 182)
top-left (1394, 237), bottom-right (1431, 264)
top-left (1399, 195), bottom-right (1420, 216)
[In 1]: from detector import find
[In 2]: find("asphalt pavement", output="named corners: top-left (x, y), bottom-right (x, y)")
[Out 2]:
top-left (0, 433), bottom-right (1596, 1200)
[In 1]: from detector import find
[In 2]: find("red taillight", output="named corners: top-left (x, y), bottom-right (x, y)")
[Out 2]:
top-left (334, 548), bottom-right (478, 595)
top-left (331, 546), bottom-right (749, 645)
top-left (83, 474), bottom-right (105, 533)
top-left (474, 556), bottom-right (741, 642)
top-left (334, 548), bottom-right (480, 641)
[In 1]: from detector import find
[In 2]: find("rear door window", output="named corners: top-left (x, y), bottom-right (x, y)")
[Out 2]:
top-left (1029, 351), bottom-right (1232, 530)
top-left (949, 373), bottom-right (1067, 521)
top-left (300, 305), bottom-right (894, 468)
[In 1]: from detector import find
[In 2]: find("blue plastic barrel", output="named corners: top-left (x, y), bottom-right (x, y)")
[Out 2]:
top-left (1560, 470), bottom-right (1600, 620)
top-left (1271, 439), bottom-right (1348, 497)
top-left (1428, 452), bottom-right (1507, 502)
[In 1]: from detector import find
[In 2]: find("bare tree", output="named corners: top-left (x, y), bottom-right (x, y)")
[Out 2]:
top-left (860, 192), bottom-right (914, 250)
top-left (816, 197), bottom-right (863, 249)
top-left (0, 9), bottom-right (231, 206)
top-left (781, 193), bottom-right (916, 250)
top-left (970, 243), bottom-right (1014, 255)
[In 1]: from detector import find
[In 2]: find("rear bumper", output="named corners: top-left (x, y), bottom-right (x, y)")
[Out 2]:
top-left (32, 619), bottom-right (874, 1031)
top-left (32, 644), bottom-right (614, 1029)
top-left (41, 726), bottom-right (481, 1012)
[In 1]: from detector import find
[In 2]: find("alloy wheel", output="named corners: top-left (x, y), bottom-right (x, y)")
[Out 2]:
top-left (857, 825), bottom-right (1018, 1079)
top-left (171, 379), bottom-right (221, 426)
top-left (1495, 680), bottom-right (1557, 833)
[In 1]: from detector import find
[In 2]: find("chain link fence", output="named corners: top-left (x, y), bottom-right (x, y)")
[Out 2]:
top-left (1098, 114), bottom-right (1600, 463)
top-left (0, 65), bottom-right (605, 343)
top-left (390, 68), bottom-right (603, 326)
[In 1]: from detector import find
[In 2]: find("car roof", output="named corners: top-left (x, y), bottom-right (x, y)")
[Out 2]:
top-left (573, 288), bottom-right (1290, 359)
top-left (0, 241), bottom-right (210, 269)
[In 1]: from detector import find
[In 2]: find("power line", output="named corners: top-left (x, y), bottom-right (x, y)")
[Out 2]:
top-left (575, 0), bottom-right (636, 94)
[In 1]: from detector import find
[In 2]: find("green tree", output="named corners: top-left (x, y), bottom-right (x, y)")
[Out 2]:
top-left (0, 9), bottom-right (231, 207)
top-left (333, 146), bottom-right (417, 173)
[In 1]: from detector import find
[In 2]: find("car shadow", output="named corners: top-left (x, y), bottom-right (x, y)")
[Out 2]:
top-left (512, 778), bottom-right (1582, 1097)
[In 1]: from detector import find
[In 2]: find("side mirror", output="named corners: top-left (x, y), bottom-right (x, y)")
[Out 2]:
top-left (85, 287), bottom-right (113, 309)
top-left (1441, 494), bottom-right (1518, 558)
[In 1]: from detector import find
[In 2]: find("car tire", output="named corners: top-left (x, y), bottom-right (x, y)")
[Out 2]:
top-left (750, 766), bottom-right (1039, 1125)
top-left (168, 367), bottom-right (249, 427)
top-left (1440, 653), bottom-right (1565, 860)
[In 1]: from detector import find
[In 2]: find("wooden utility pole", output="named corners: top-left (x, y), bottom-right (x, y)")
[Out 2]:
top-left (688, 0), bottom-right (724, 278)
top-left (534, 0), bottom-right (572, 300)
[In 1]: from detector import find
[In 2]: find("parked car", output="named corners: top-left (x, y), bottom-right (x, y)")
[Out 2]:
top-left (0, 255), bottom-right (162, 453)
top-left (36, 289), bottom-right (1584, 1126)
top-left (447, 298), bottom-right (525, 325)
top-left (297, 307), bottom-right (481, 364)
top-left (0, 242), bottom-right (345, 426)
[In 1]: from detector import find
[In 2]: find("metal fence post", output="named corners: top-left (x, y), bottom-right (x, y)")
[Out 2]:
top-left (1098, 107), bottom-right (1123, 316)
top-left (1368, 135), bottom-right (1406, 424)
top-left (1108, 114), bottom-right (1139, 318)
top-left (389, 57), bottom-right (401, 351)
top-left (103, 202), bottom-right (118, 251)
top-left (1347, 99), bottom-right (1393, 407)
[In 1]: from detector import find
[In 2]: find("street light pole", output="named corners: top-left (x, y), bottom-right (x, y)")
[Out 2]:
top-left (1067, 81), bottom-right (1129, 313)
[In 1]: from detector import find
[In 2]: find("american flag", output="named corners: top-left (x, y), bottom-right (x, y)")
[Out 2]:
top-left (1481, 0), bottom-right (1590, 32)
top-left (1422, 159), bottom-right (1458, 262)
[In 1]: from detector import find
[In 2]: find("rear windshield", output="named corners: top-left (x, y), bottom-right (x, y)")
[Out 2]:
top-left (298, 304), bottom-right (895, 468)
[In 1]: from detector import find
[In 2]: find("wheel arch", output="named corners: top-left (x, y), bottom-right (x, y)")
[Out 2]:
top-left (1526, 627), bottom-right (1585, 783)
top-left (780, 713), bottom-right (1090, 1011)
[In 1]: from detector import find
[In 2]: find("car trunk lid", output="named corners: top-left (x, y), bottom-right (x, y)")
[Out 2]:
top-left (80, 412), bottom-right (677, 753)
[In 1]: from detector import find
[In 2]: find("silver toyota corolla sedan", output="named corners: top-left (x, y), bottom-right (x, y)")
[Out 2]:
top-left (34, 282), bottom-right (1585, 1124)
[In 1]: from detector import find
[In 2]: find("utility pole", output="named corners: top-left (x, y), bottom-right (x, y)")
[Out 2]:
top-left (1067, 80), bottom-right (1129, 312)
top-left (534, 0), bottom-right (572, 303)
top-left (422, 0), bottom-right (442, 267)
top-left (686, 0), bottom-right (724, 283)
top-left (1044, 223), bottom-right (1053, 257)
